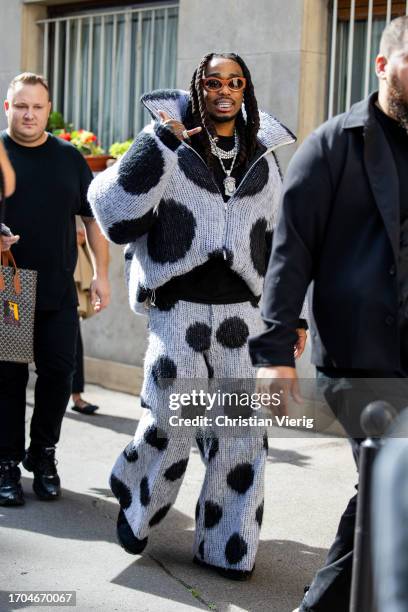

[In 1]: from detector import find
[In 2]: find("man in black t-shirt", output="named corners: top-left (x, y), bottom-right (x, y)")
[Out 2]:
top-left (0, 73), bottom-right (110, 506)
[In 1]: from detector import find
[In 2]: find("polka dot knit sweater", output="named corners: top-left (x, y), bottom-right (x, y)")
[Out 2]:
top-left (88, 89), bottom-right (296, 315)
top-left (87, 90), bottom-right (300, 573)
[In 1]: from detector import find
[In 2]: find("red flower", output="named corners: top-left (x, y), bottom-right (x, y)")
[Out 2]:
top-left (58, 132), bottom-right (71, 141)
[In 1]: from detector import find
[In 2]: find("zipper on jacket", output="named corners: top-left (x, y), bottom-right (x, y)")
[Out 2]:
top-left (180, 141), bottom-right (231, 259)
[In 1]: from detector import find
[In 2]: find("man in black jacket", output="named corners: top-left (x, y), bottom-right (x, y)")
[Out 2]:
top-left (249, 16), bottom-right (408, 612)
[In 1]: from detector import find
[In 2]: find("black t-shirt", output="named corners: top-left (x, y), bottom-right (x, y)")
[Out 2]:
top-left (374, 104), bottom-right (408, 222)
top-left (374, 107), bottom-right (408, 302)
top-left (155, 136), bottom-right (257, 306)
top-left (2, 132), bottom-right (93, 310)
top-left (374, 104), bottom-right (408, 370)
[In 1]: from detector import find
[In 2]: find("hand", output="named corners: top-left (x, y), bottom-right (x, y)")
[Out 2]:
top-left (256, 366), bottom-right (302, 417)
top-left (0, 233), bottom-right (20, 251)
top-left (157, 110), bottom-right (202, 141)
top-left (295, 328), bottom-right (308, 359)
top-left (76, 228), bottom-right (86, 246)
top-left (90, 276), bottom-right (111, 312)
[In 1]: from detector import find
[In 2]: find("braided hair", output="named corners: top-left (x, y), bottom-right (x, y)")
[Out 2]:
top-left (185, 53), bottom-right (260, 170)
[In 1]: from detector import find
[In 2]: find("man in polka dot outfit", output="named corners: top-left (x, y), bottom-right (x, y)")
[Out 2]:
top-left (89, 53), bottom-right (307, 580)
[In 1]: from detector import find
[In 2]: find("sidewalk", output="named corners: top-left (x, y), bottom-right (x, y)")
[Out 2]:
top-left (0, 385), bottom-right (355, 612)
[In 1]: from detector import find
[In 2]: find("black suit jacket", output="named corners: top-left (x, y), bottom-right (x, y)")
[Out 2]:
top-left (249, 92), bottom-right (405, 370)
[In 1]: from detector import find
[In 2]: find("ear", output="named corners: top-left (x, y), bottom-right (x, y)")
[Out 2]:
top-left (375, 54), bottom-right (388, 80)
top-left (4, 99), bottom-right (9, 114)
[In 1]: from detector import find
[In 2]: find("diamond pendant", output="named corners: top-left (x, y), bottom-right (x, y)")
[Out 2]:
top-left (224, 176), bottom-right (236, 197)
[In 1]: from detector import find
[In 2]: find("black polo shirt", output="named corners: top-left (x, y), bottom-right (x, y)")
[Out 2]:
top-left (1, 132), bottom-right (93, 310)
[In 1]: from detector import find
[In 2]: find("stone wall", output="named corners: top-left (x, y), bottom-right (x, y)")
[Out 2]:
top-left (0, 0), bottom-right (22, 130)
top-left (0, 0), bottom-right (331, 386)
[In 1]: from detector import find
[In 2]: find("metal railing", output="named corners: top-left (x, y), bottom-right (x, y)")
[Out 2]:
top-left (37, 3), bottom-right (178, 148)
top-left (328, 1), bottom-right (408, 118)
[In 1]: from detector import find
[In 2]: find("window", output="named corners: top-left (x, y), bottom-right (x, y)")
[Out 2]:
top-left (38, 3), bottom-right (178, 149)
top-left (328, 0), bottom-right (407, 117)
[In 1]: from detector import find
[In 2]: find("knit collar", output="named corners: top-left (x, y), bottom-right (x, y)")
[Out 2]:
top-left (141, 89), bottom-right (296, 152)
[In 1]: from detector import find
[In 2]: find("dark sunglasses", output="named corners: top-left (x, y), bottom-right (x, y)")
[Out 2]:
top-left (202, 76), bottom-right (247, 92)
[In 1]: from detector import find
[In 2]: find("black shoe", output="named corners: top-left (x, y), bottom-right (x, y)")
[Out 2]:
top-left (71, 401), bottom-right (99, 415)
top-left (116, 508), bottom-right (148, 555)
top-left (193, 556), bottom-right (254, 581)
top-left (0, 461), bottom-right (25, 506)
top-left (23, 447), bottom-right (61, 501)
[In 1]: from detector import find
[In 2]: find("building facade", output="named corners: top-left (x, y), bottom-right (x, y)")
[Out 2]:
top-left (0, 0), bottom-right (406, 390)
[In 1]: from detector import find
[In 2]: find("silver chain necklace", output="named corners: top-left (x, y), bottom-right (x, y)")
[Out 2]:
top-left (209, 131), bottom-right (239, 197)
top-left (209, 131), bottom-right (239, 159)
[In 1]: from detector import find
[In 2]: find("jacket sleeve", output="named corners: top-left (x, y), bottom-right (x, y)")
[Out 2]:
top-left (88, 122), bottom-right (181, 244)
top-left (265, 155), bottom-right (308, 330)
top-left (249, 129), bottom-right (334, 367)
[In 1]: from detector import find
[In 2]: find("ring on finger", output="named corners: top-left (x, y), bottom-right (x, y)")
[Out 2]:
top-left (182, 129), bottom-right (189, 140)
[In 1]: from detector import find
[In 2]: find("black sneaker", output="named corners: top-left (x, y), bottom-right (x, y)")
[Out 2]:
top-left (23, 447), bottom-right (61, 501)
top-left (0, 460), bottom-right (25, 506)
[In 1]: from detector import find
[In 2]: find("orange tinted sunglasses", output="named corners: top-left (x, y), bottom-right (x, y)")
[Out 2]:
top-left (202, 76), bottom-right (247, 92)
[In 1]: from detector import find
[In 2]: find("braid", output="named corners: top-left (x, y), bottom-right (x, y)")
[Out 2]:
top-left (235, 111), bottom-right (247, 168)
top-left (195, 54), bottom-right (217, 168)
top-left (189, 69), bottom-right (198, 116)
top-left (187, 52), bottom-right (260, 171)
top-left (238, 56), bottom-right (260, 164)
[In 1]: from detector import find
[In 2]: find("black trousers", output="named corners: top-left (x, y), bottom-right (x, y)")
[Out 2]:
top-left (0, 306), bottom-right (78, 462)
top-left (301, 369), bottom-right (408, 612)
top-left (72, 319), bottom-right (84, 394)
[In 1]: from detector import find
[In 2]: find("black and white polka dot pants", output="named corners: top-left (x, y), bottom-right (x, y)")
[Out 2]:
top-left (110, 300), bottom-right (267, 572)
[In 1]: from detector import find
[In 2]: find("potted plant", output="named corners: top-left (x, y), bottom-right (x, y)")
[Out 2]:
top-left (50, 112), bottom-right (112, 172)
top-left (106, 139), bottom-right (133, 168)
top-left (109, 139), bottom-right (133, 159)
top-left (69, 130), bottom-right (112, 172)
top-left (47, 111), bottom-right (70, 132)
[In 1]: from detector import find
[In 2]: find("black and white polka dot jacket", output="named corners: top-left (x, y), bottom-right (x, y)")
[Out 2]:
top-left (88, 89), bottom-right (296, 315)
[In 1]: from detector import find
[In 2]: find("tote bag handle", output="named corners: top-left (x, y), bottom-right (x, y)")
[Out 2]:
top-left (0, 248), bottom-right (21, 295)
top-left (0, 167), bottom-right (21, 294)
